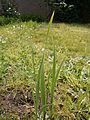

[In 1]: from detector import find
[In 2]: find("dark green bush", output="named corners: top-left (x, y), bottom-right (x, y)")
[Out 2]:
top-left (47, 0), bottom-right (79, 22)
top-left (0, 16), bottom-right (19, 26)
top-left (0, 15), bottom-right (45, 26)
top-left (0, 0), bottom-right (90, 23)
top-left (48, 0), bottom-right (90, 22)
top-left (0, 0), bottom-right (45, 25)
top-left (19, 14), bottom-right (45, 22)
top-left (78, 0), bottom-right (90, 22)
top-left (1, 0), bottom-right (19, 17)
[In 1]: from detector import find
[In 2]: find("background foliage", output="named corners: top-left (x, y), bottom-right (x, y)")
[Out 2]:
top-left (1, 0), bottom-right (18, 17)
top-left (0, 0), bottom-right (90, 23)
top-left (48, 0), bottom-right (90, 22)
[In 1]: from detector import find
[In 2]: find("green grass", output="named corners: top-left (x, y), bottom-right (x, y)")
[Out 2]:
top-left (0, 21), bottom-right (90, 83)
top-left (0, 21), bottom-right (90, 119)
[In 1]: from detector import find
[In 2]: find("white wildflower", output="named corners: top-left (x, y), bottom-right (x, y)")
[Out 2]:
top-left (87, 60), bottom-right (90, 65)
top-left (13, 25), bottom-right (16, 28)
top-left (2, 40), bottom-right (6, 44)
top-left (41, 48), bottom-right (45, 52)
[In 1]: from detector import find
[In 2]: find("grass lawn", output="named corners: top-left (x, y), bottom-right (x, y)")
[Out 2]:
top-left (0, 21), bottom-right (90, 119)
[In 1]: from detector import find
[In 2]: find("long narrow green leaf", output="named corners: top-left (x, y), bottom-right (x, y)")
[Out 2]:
top-left (40, 54), bottom-right (46, 120)
top-left (50, 47), bottom-right (56, 112)
top-left (46, 69), bottom-right (51, 102)
top-left (50, 49), bottom-right (65, 116)
top-left (35, 58), bottom-right (44, 119)
top-left (35, 71), bottom-right (40, 119)
top-left (46, 11), bottom-right (55, 41)
top-left (32, 47), bottom-right (36, 81)
top-left (55, 58), bottom-right (65, 85)
top-left (31, 48), bottom-right (39, 119)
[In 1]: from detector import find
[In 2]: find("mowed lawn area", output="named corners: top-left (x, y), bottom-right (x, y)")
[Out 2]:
top-left (0, 21), bottom-right (90, 119)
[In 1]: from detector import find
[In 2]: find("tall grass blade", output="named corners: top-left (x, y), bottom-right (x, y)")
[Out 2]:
top-left (40, 54), bottom-right (46, 120)
top-left (32, 48), bottom-right (42, 120)
top-left (46, 11), bottom-right (55, 41)
top-left (34, 54), bottom-right (46, 120)
top-left (50, 47), bottom-right (56, 113)
top-left (35, 57), bottom-right (45, 120)
top-left (46, 69), bottom-right (51, 103)
top-left (31, 47), bottom-right (36, 81)
top-left (55, 58), bottom-right (65, 82)
top-left (35, 71), bottom-right (40, 119)
top-left (31, 48), bottom-right (38, 119)
top-left (50, 48), bottom-right (65, 116)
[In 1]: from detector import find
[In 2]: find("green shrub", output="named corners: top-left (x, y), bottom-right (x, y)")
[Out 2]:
top-left (1, 0), bottom-right (18, 17)
top-left (0, 16), bottom-right (19, 26)
top-left (0, 0), bottom-right (46, 23)
top-left (48, 0), bottom-right (79, 22)
top-left (19, 14), bottom-right (45, 22)
top-left (47, 0), bottom-right (90, 22)
top-left (0, 15), bottom-right (45, 26)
